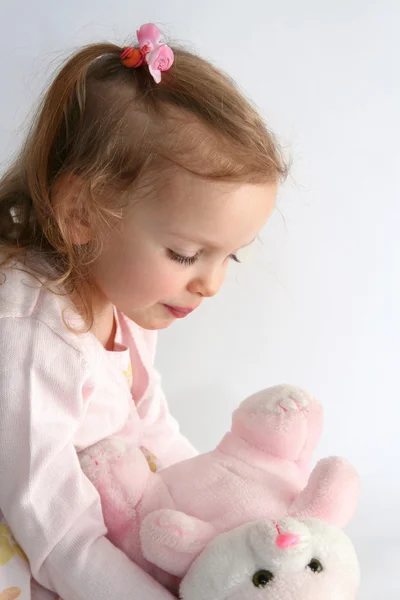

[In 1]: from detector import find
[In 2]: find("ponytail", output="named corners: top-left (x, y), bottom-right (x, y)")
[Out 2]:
top-left (0, 43), bottom-right (121, 255)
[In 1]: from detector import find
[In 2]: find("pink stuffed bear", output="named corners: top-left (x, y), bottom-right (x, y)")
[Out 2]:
top-left (79, 385), bottom-right (360, 599)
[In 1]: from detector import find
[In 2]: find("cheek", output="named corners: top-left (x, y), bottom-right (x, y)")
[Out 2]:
top-left (130, 257), bottom-right (182, 298)
top-left (98, 245), bottom-right (186, 303)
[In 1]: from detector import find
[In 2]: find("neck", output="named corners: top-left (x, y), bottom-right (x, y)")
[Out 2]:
top-left (91, 301), bottom-right (116, 350)
top-left (69, 285), bottom-right (116, 349)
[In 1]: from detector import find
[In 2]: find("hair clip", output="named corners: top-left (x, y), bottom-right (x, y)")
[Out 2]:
top-left (120, 23), bottom-right (174, 84)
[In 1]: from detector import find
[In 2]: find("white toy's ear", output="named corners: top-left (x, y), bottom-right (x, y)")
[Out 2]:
top-left (289, 457), bottom-right (360, 527)
top-left (140, 509), bottom-right (216, 577)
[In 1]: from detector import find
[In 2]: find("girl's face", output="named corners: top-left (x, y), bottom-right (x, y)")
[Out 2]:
top-left (91, 171), bottom-right (277, 332)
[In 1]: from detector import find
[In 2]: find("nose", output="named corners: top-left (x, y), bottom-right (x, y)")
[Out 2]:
top-left (276, 533), bottom-right (299, 549)
top-left (187, 265), bottom-right (227, 298)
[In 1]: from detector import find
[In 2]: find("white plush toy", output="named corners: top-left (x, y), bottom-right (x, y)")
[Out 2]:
top-left (80, 385), bottom-right (361, 599)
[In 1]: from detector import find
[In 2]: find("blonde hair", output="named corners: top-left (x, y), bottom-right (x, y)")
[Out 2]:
top-left (0, 37), bottom-right (288, 328)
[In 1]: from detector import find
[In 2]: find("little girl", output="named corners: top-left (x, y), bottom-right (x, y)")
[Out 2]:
top-left (0, 23), bottom-right (286, 600)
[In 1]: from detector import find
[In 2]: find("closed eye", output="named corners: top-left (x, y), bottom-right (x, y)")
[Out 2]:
top-left (167, 249), bottom-right (241, 266)
top-left (167, 249), bottom-right (199, 266)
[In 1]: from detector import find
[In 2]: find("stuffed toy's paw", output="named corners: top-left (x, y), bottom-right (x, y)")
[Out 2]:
top-left (231, 385), bottom-right (323, 461)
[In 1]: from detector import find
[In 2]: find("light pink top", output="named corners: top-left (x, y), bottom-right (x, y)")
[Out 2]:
top-left (0, 263), bottom-right (196, 599)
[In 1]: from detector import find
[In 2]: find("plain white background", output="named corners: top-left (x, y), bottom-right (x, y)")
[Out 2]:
top-left (0, 1), bottom-right (399, 597)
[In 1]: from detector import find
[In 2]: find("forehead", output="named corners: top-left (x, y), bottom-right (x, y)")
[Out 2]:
top-left (145, 171), bottom-right (277, 247)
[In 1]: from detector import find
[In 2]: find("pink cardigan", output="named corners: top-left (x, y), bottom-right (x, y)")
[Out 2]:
top-left (0, 263), bottom-right (196, 599)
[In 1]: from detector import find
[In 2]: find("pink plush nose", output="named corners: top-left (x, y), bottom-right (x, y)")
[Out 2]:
top-left (276, 533), bottom-right (299, 548)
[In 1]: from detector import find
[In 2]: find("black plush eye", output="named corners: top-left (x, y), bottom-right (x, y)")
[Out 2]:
top-left (252, 569), bottom-right (274, 587)
top-left (307, 559), bottom-right (323, 573)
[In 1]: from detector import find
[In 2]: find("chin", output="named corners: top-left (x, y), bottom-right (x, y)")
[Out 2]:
top-left (128, 312), bottom-right (175, 331)
top-left (141, 320), bottom-right (173, 331)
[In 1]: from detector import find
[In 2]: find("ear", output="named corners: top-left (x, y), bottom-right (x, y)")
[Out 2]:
top-left (52, 173), bottom-right (92, 245)
top-left (140, 509), bottom-right (216, 577)
top-left (289, 457), bottom-right (360, 527)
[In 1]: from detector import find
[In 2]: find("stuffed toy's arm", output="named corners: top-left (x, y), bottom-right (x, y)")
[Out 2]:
top-left (289, 456), bottom-right (360, 527)
top-left (140, 510), bottom-right (217, 577)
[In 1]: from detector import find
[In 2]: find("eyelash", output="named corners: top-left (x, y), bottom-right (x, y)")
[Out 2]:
top-left (167, 249), bottom-right (240, 266)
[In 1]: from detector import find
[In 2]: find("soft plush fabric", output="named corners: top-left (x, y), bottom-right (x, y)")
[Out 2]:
top-left (80, 384), bottom-right (360, 598)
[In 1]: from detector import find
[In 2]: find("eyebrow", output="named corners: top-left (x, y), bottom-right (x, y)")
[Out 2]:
top-left (168, 233), bottom-right (257, 250)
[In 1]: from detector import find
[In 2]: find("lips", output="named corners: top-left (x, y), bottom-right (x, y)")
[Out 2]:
top-left (163, 305), bottom-right (195, 319)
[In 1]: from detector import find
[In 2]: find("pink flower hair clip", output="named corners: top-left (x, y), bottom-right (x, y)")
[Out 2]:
top-left (120, 23), bottom-right (174, 84)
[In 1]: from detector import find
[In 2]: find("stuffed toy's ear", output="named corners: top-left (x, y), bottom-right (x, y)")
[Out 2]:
top-left (140, 509), bottom-right (216, 577)
top-left (289, 456), bottom-right (360, 527)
